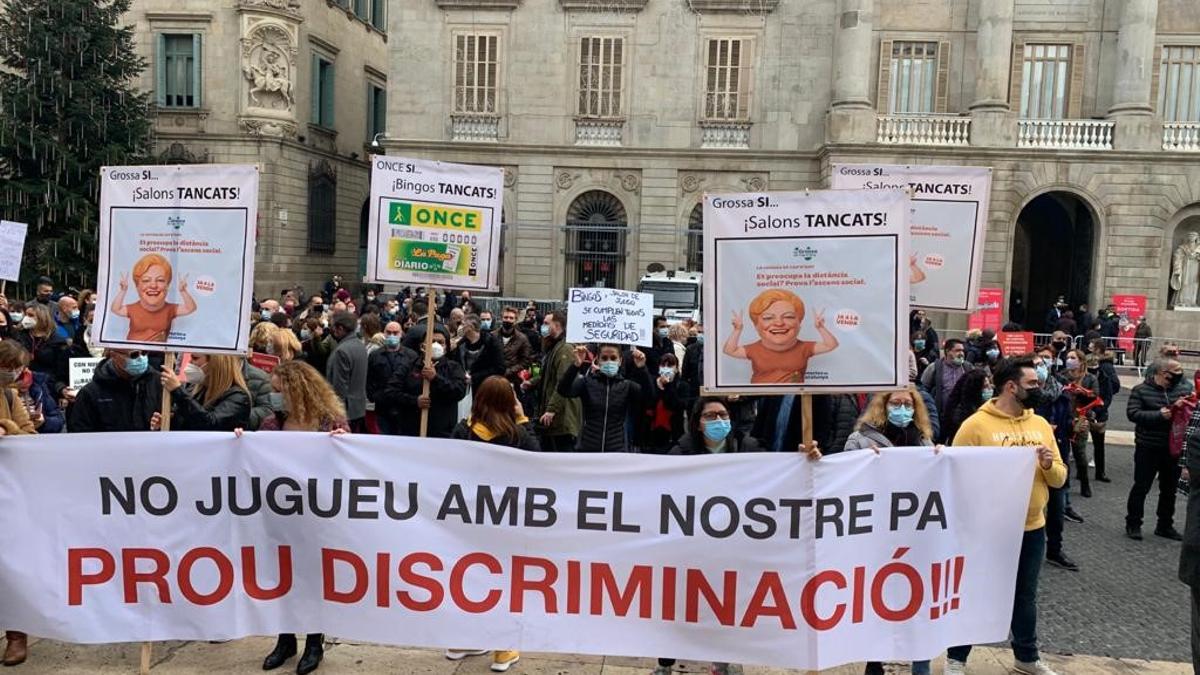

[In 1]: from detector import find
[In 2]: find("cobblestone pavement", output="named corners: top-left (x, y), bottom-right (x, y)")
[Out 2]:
top-left (1036, 440), bottom-right (1190, 663)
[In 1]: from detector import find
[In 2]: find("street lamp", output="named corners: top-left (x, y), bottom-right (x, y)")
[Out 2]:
top-left (370, 133), bottom-right (386, 152)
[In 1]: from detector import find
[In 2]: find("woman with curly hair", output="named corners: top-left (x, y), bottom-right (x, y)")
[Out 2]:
top-left (237, 359), bottom-right (347, 675)
top-left (249, 320), bottom-right (279, 355)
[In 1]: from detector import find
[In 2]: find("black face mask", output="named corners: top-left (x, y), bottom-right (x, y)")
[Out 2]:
top-left (1167, 372), bottom-right (1184, 388)
top-left (1052, 341), bottom-right (1067, 351)
top-left (1018, 386), bottom-right (1045, 409)
top-left (501, 320), bottom-right (515, 333)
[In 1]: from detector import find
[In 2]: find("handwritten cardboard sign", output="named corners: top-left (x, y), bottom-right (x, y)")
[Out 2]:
top-left (566, 288), bottom-right (653, 347)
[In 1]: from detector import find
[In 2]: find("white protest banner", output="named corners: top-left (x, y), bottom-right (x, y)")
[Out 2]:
top-left (566, 287), bottom-right (653, 346)
top-left (0, 220), bottom-right (28, 283)
top-left (367, 156), bottom-right (503, 290)
top-left (0, 433), bottom-right (1033, 670)
top-left (94, 164), bottom-right (258, 354)
top-left (831, 164), bottom-right (991, 312)
top-left (703, 190), bottom-right (909, 395)
top-left (68, 357), bottom-right (102, 390)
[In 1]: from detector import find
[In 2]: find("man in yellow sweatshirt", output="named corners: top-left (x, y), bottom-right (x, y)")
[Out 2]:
top-left (944, 356), bottom-right (1068, 675)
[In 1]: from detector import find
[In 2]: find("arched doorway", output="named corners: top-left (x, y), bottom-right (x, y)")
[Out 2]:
top-left (1009, 192), bottom-right (1098, 331)
top-left (565, 190), bottom-right (627, 288)
top-left (686, 204), bottom-right (703, 271)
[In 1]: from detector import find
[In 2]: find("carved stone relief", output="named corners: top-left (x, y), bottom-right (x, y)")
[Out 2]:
top-left (239, 13), bottom-right (300, 138)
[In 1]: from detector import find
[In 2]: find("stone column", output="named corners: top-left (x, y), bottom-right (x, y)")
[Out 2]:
top-left (1109, 0), bottom-right (1160, 150)
top-left (827, 0), bottom-right (876, 143)
top-left (969, 0), bottom-right (1015, 146)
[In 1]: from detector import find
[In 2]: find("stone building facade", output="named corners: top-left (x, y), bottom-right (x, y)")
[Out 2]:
top-left (128, 0), bottom-right (389, 298)
top-left (385, 0), bottom-right (1200, 338)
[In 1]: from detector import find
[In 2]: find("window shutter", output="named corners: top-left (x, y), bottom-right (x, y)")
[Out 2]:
top-left (192, 34), bottom-right (202, 108)
top-left (365, 85), bottom-right (374, 141)
top-left (935, 40), bottom-right (951, 113)
top-left (379, 88), bottom-right (387, 134)
top-left (877, 39), bottom-right (893, 113)
top-left (311, 54), bottom-right (321, 123)
top-left (1009, 39), bottom-right (1025, 113)
top-left (1150, 44), bottom-right (1164, 114)
top-left (1068, 42), bottom-right (1085, 118)
top-left (155, 34), bottom-right (166, 107)
top-left (323, 61), bottom-right (336, 127)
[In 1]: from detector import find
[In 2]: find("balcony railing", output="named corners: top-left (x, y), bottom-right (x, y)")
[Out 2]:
top-left (876, 115), bottom-right (970, 146)
top-left (1017, 119), bottom-right (1114, 150)
top-left (1164, 122), bottom-right (1200, 152)
top-left (574, 118), bottom-right (624, 146)
top-left (700, 120), bottom-right (751, 149)
top-left (450, 113), bottom-right (500, 142)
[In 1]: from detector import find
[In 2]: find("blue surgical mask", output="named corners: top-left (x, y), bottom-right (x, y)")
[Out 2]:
top-left (7, 313), bottom-right (20, 324)
top-left (952, 355), bottom-right (965, 366)
top-left (267, 392), bottom-right (285, 411)
top-left (703, 419), bottom-right (732, 443)
top-left (657, 327), bottom-right (669, 339)
top-left (261, 309), bottom-right (272, 320)
top-left (659, 366), bottom-right (676, 379)
top-left (981, 388), bottom-right (994, 402)
top-left (697, 334), bottom-right (705, 345)
top-left (987, 348), bottom-right (1000, 360)
top-left (599, 361), bottom-right (620, 377)
top-left (124, 355), bottom-right (149, 377)
top-left (539, 325), bottom-right (551, 338)
top-left (887, 404), bottom-right (914, 428)
top-left (384, 335), bottom-right (401, 349)
top-left (1035, 364), bottom-right (1049, 381)
top-left (69, 309), bottom-right (80, 321)
top-left (481, 320), bottom-right (492, 330)
top-left (913, 339), bottom-right (926, 350)
top-left (300, 329), bottom-right (312, 341)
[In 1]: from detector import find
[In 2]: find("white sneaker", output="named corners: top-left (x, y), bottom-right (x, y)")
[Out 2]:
top-left (444, 648), bottom-right (488, 661)
top-left (1014, 660), bottom-right (1059, 675)
top-left (945, 659), bottom-right (967, 675)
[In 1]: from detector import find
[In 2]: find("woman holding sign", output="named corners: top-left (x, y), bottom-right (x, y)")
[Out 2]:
top-left (724, 288), bottom-right (838, 384)
top-left (109, 253), bottom-right (198, 342)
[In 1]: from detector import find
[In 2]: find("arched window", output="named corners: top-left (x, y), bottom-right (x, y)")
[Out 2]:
top-left (686, 204), bottom-right (703, 271)
top-left (564, 190), bottom-right (627, 289)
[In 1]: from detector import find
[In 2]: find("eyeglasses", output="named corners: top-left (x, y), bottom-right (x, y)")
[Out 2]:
top-left (700, 411), bottom-right (731, 421)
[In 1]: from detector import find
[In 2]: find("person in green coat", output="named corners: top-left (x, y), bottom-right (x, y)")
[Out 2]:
top-left (521, 309), bottom-right (580, 451)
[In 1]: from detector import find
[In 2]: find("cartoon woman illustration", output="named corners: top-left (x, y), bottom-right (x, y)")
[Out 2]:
top-left (723, 288), bottom-right (839, 384)
top-left (910, 253), bottom-right (927, 284)
top-left (109, 253), bottom-right (197, 342)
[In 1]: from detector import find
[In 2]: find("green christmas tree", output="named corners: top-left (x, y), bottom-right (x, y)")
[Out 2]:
top-left (0, 0), bottom-right (152, 294)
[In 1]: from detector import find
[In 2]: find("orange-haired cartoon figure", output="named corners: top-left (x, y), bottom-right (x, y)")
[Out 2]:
top-left (109, 253), bottom-right (198, 342)
top-left (723, 288), bottom-right (839, 384)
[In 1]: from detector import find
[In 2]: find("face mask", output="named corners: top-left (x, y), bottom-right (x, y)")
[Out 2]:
top-left (887, 404), bottom-right (915, 428)
top-left (659, 367), bottom-right (675, 380)
top-left (267, 392), bottom-right (285, 411)
top-left (540, 325), bottom-right (551, 338)
top-left (480, 320), bottom-right (492, 331)
top-left (657, 327), bottom-right (669, 339)
top-left (501, 320), bottom-right (515, 333)
top-left (264, 342), bottom-right (276, 356)
top-left (703, 418), bottom-right (732, 443)
top-left (300, 329), bottom-right (312, 341)
top-left (320, 319), bottom-right (329, 329)
top-left (430, 342), bottom-right (446, 361)
top-left (1167, 372), bottom-right (1184, 388)
top-left (19, 316), bottom-right (35, 330)
top-left (1018, 386), bottom-right (1045, 409)
top-left (124, 355), bottom-right (149, 377)
top-left (384, 335), bottom-right (401, 349)
top-left (1035, 364), bottom-right (1049, 382)
top-left (8, 313), bottom-right (20, 324)
top-left (981, 388), bottom-right (994, 402)
top-left (599, 361), bottom-right (620, 378)
top-left (0, 369), bottom-right (19, 385)
top-left (1052, 341), bottom-right (1067, 351)
top-left (952, 355), bottom-right (965, 366)
top-left (913, 340), bottom-right (926, 351)
top-left (261, 309), bottom-right (272, 320)
top-left (986, 348), bottom-right (1000, 360)
top-left (183, 363), bottom-right (205, 385)
top-left (1065, 358), bottom-right (1080, 370)
top-left (69, 309), bottom-right (80, 321)
top-left (697, 334), bottom-right (705, 345)
top-left (366, 295), bottom-right (376, 302)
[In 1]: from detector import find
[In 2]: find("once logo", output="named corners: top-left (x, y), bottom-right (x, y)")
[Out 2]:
top-left (388, 201), bottom-right (481, 231)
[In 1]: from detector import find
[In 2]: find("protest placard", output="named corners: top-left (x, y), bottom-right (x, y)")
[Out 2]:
top-left (832, 164), bottom-right (991, 312)
top-left (68, 357), bottom-right (102, 390)
top-left (565, 287), bottom-right (653, 346)
top-left (968, 288), bottom-right (1004, 332)
top-left (0, 432), bottom-right (1033, 671)
top-left (249, 351), bottom-right (281, 374)
top-left (94, 165), bottom-right (259, 355)
top-left (702, 189), bottom-right (909, 394)
top-left (366, 156), bottom-right (503, 291)
top-left (998, 331), bottom-right (1035, 356)
top-left (0, 220), bottom-right (28, 283)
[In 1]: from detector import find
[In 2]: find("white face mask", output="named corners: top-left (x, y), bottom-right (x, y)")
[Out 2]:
top-left (20, 316), bottom-right (36, 330)
top-left (183, 363), bottom-right (205, 385)
top-left (430, 342), bottom-right (446, 361)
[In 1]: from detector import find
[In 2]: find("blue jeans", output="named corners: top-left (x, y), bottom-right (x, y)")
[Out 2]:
top-left (948, 528), bottom-right (1045, 664)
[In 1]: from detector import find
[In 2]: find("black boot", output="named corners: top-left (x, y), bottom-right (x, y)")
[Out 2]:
top-left (262, 634), bottom-right (297, 671)
top-left (1072, 438), bottom-right (1092, 497)
top-left (1093, 430), bottom-right (1110, 481)
top-left (296, 634), bottom-right (324, 675)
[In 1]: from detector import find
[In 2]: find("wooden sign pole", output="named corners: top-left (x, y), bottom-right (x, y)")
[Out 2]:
top-left (801, 393), bottom-right (813, 452)
top-left (418, 301), bottom-right (435, 438)
top-left (141, 351), bottom-right (176, 674)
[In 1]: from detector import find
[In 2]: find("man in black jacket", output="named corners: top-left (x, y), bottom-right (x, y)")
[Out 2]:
top-left (752, 394), bottom-right (833, 454)
top-left (383, 325), bottom-right (467, 438)
top-left (454, 314), bottom-right (506, 392)
top-left (1126, 358), bottom-right (1191, 540)
top-left (367, 321), bottom-right (419, 435)
top-left (67, 350), bottom-right (161, 432)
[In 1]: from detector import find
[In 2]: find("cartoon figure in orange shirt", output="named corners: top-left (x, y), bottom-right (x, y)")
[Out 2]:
top-left (910, 253), bottom-right (927, 284)
top-left (723, 288), bottom-right (839, 384)
top-left (109, 253), bottom-right (198, 342)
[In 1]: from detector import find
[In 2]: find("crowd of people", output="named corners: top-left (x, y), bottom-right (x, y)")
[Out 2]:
top-left (3, 274), bottom-right (1200, 675)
